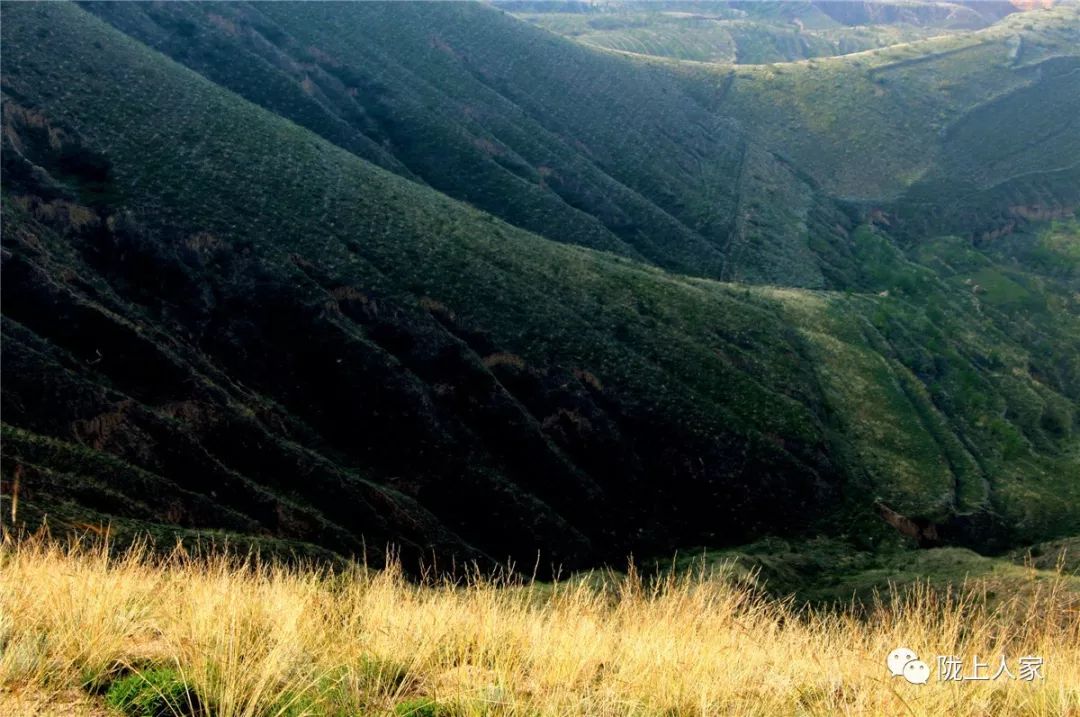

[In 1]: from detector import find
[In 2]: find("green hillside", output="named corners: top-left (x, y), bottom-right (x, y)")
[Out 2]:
top-left (710, 7), bottom-right (1080, 207)
top-left (79, 1), bottom-right (1080, 285)
top-left (509, 1), bottom-right (985, 64)
top-left (79, 0), bottom-right (872, 289)
top-left (1, 1), bottom-right (1077, 574)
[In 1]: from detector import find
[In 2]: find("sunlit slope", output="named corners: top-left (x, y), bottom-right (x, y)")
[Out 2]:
top-left (706, 4), bottom-right (1080, 229)
top-left (510, 0), bottom-right (991, 64)
top-left (1, 2), bottom-right (1077, 568)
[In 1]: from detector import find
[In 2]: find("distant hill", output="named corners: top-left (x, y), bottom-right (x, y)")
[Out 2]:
top-left (1, 1), bottom-right (1077, 572)
top-left (503, 0), bottom-right (1031, 64)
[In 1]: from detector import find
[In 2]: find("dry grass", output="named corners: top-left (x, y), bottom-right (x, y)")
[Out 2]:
top-left (0, 537), bottom-right (1078, 717)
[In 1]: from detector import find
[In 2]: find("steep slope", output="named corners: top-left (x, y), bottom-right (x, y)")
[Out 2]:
top-left (80, 1), bottom-right (1080, 288)
top-left (81, 0), bottom-right (858, 289)
top-left (1, 2), bottom-right (1077, 571)
top-left (1, 2), bottom-right (838, 570)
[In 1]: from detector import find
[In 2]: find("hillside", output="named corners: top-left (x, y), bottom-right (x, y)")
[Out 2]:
top-left (709, 7), bottom-right (1080, 213)
top-left (1, 1), bottom-right (1078, 576)
top-left (80, 1), bottom-right (1080, 285)
top-left (506, 0), bottom-right (1016, 64)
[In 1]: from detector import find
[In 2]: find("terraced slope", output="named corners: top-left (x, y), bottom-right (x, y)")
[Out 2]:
top-left (1, 2), bottom-right (1077, 572)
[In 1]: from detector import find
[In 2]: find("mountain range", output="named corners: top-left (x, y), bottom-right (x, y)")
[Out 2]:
top-left (2, 0), bottom-right (1078, 577)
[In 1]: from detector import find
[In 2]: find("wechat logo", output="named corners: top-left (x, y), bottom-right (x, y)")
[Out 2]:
top-left (888, 647), bottom-right (930, 684)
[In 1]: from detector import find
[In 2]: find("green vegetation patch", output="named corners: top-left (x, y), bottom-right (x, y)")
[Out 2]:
top-left (104, 668), bottom-right (203, 717)
top-left (395, 697), bottom-right (454, 717)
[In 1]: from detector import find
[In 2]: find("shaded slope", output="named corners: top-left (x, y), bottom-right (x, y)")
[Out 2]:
top-left (1, 2), bottom-right (1077, 570)
top-left (82, 0), bottom-right (861, 289)
top-left (82, 1), bottom-right (1080, 288)
top-left (1, 2), bottom-right (837, 570)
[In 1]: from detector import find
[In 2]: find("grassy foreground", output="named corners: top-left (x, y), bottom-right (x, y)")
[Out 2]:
top-left (0, 539), bottom-right (1078, 717)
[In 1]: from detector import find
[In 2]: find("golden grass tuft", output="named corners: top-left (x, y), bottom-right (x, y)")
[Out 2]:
top-left (0, 537), bottom-right (1078, 716)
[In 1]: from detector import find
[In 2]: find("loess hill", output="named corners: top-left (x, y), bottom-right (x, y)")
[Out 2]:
top-left (505, 0), bottom-right (1026, 64)
top-left (1, 1), bottom-right (1078, 575)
